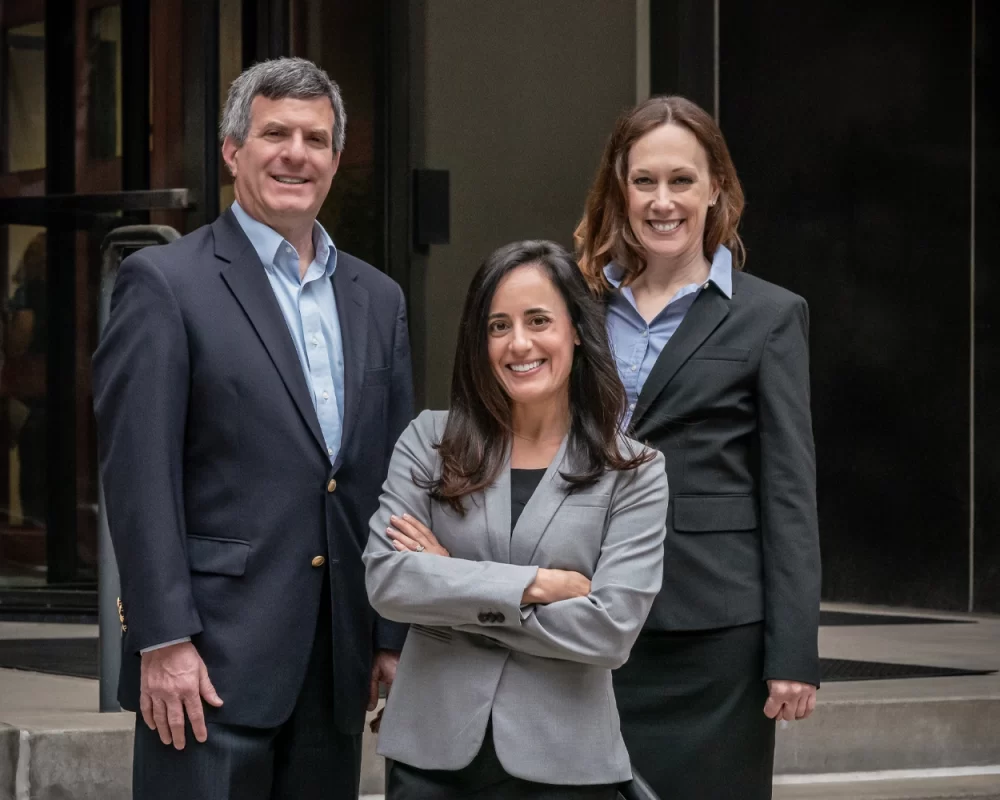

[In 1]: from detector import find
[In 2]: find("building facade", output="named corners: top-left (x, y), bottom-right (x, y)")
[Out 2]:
top-left (0, 0), bottom-right (996, 614)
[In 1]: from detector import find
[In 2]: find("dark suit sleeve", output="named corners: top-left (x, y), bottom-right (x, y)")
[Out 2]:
top-left (757, 297), bottom-right (821, 686)
top-left (373, 284), bottom-right (415, 652)
top-left (93, 254), bottom-right (203, 652)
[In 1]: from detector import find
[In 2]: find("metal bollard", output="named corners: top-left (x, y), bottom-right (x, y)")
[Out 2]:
top-left (97, 225), bottom-right (180, 712)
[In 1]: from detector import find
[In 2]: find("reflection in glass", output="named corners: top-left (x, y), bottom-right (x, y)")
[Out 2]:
top-left (5, 22), bottom-right (46, 173)
top-left (293, 2), bottom-right (380, 266)
top-left (87, 6), bottom-right (123, 161)
top-left (219, 0), bottom-right (242, 212)
top-left (2, 226), bottom-right (48, 584)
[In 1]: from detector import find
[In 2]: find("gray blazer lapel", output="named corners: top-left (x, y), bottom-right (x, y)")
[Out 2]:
top-left (509, 436), bottom-right (571, 566)
top-left (630, 287), bottom-right (731, 436)
top-left (215, 212), bottom-right (327, 455)
top-left (484, 467), bottom-right (512, 563)
top-left (331, 260), bottom-right (369, 471)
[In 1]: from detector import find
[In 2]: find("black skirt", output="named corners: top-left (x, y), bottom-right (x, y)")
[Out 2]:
top-left (613, 621), bottom-right (775, 800)
top-left (386, 723), bottom-right (619, 800)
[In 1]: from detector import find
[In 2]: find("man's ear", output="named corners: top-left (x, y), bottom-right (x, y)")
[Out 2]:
top-left (221, 136), bottom-right (240, 178)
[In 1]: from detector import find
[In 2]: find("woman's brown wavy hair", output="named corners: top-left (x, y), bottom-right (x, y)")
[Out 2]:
top-left (423, 240), bottom-right (653, 514)
top-left (576, 95), bottom-right (745, 294)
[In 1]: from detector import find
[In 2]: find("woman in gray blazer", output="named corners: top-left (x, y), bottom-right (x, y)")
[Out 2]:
top-left (576, 96), bottom-right (821, 799)
top-left (363, 240), bottom-right (669, 798)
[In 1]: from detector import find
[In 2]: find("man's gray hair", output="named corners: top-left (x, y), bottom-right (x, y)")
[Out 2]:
top-left (220, 57), bottom-right (347, 152)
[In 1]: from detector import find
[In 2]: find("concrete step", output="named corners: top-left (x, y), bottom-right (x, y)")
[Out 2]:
top-left (0, 712), bottom-right (133, 800)
top-left (2, 690), bottom-right (997, 799)
top-left (773, 771), bottom-right (1000, 799)
top-left (0, 710), bottom-right (387, 800)
top-left (774, 684), bottom-right (1000, 774)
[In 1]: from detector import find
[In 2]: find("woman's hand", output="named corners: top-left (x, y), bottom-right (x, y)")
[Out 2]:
top-left (521, 568), bottom-right (591, 605)
top-left (387, 514), bottom-right (450, 557)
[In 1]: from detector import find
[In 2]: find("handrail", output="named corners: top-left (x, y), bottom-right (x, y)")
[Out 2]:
top-left (0, 189), bottom-right (193, 227)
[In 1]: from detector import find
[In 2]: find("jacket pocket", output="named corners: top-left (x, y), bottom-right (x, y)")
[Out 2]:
top-left (187, 535), bottom-right (250, 576)
top-left (410, 624), bottom-right (453, 644)
top-left (561, 492), bottom-right (612, 509)
top-left (672, 494), bottom-right (757, 533)
top-left (363, 366), bottom-right (392, 387)
top-left (691, 346), bottom-right (751, 362)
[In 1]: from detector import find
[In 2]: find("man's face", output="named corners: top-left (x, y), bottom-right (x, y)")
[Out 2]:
top-left (222, 95), bottom-right (340, 231)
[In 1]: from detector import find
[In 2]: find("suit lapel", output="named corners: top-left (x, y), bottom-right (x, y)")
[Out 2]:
top-left (509, 436), bottom-right (571, 566)
top-left (331, 258), bottom-right (369, 471)
top-left (214, 211), bottom-right (327, 455)
top-left (484, 465), bottom-right (512, 564)
top-left (630, 287), bottom-right (731, 436)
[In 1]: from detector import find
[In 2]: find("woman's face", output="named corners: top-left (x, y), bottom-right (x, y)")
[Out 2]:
top-left (486, 264), bottom-right (579, 413)
top-left (626, 122), bottom-right (719, 268)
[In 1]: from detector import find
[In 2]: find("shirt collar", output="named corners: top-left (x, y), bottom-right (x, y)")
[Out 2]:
top-left (230, 201), bottom-right (337, 280)
top-left (603, 244), bottom-right (733, 299)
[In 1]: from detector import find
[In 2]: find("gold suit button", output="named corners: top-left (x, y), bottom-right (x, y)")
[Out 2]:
top-left (326, 479), bottom-right (337, 493)
top-left (311, 555), bottom-right (326, 568)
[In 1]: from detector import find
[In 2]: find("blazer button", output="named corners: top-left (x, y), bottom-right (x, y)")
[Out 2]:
top-left (327, 479), bottom-right (337, 493)
top-left (478, 612), bottom-right (490, 623)
top-left (311, 555), bottom-right (326, 568)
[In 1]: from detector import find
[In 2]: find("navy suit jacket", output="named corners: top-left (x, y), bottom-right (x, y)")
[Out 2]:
top-left (93, 208), bottom-right (413, 732)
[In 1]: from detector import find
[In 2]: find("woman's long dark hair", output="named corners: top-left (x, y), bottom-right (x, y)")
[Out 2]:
top-left (425, 240), bottom-right (653, 514)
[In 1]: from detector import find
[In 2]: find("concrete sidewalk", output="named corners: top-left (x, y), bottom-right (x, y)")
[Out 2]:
top-left (1, 605), bottom-right (999, 799)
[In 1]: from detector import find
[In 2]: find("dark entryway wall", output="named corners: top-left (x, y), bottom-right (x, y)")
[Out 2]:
top-left (974, 1), bottom-right (1000, 612)
top-left (716, 0), bottom-right (998, 611)
top-left (407, 0), bottom-right (637, 409)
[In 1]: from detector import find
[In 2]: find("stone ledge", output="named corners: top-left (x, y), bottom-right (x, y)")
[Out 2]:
top-left (776, 697), bottom-right (1000, 774)
top-left (0, 724), bottom-right (17, 800)
top-left (774, 773), bottom-right (1000, 799)
top-left (3, 697), bottom-right (997, 798)
top-left (0, 711), bottom-right (387, 799)
top-left (0, 712), bottom-right (133, 800)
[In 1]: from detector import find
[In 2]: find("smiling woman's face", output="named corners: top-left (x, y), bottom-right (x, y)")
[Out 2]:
top-left (626, 122), bottom-right (719, 268)
top-left (486, 264), bottom-right (579, 412)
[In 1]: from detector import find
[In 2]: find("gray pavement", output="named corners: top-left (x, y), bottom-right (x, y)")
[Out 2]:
top-left (0, 604), bottom-right (998, 799)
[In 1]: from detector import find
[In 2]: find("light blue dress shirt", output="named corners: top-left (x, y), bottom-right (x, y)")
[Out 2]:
top-left (606, 245), bottom-right (734, 428)
top-left (231, 201), bottom-right (345, 463)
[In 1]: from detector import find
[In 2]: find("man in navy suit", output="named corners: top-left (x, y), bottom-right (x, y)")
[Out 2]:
top-left (93, 57), bottom-right (413, 799)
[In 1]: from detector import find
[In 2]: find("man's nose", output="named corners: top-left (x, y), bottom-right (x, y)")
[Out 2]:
top-left (282, 132), bottom-right (307, 161)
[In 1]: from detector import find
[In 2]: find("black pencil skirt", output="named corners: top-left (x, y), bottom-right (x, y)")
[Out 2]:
top-left (613, 622), bottom-right (775, 800)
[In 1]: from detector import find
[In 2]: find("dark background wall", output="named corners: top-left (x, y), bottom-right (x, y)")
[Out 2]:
top-left (409, 0), bottom-right (636, 410)
top-left (974, 1), bottom-right (999, 613)
top-left (718, 0), bottom-right (979, 610)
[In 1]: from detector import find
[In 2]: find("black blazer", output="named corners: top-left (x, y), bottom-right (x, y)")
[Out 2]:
top-left (628, 271), bottom-right (820, 686)
top-left (93, 209), bottom-right (413, 732)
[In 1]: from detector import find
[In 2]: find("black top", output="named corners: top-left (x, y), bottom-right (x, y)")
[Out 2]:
top-left (510, 468), bottom-right (546, 531)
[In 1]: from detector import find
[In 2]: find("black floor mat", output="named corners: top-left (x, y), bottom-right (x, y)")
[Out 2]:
top-left (820, 611), bottom-right (974, 626)
top-left (0, 638), bottom-right (995, 684)
top-left (820, 658), bottom-right (994, 682)
top-left (0, 637), bottom-right (98, 679)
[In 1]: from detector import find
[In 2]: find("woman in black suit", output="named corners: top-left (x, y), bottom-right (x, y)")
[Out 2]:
top-left (576, 95), bottom-right (821, 799)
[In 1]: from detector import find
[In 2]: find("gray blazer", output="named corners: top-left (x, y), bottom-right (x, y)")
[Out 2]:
top-left (363, 410), bottom-right (668, 785)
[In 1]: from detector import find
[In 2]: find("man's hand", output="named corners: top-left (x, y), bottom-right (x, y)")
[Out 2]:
top-left (140, 641), bottom-right (223, 749)
top-left (764, 679), bottom-right (817, 721)
top-left (369, 649), bottom-right (400, 712)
